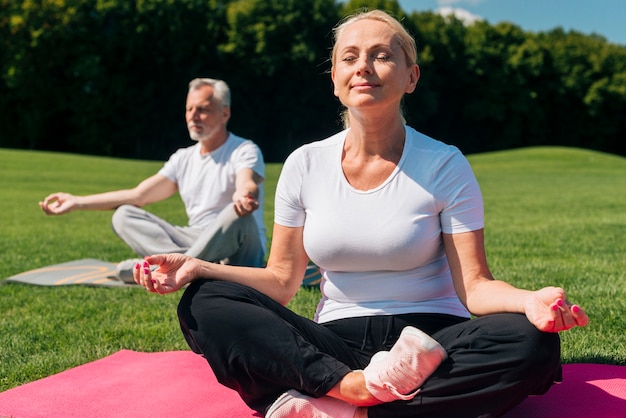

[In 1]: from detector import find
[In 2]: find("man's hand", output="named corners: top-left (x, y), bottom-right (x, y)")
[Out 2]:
top-left (39, 192), bottom-right (78, 215)
top-left (233, 192), bottom-right (259, 217)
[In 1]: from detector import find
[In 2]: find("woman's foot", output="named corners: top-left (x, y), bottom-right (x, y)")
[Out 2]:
top-left (361, 326), bottom-right (447, 402)
top-left (266, 389), bottom-right (357, 418)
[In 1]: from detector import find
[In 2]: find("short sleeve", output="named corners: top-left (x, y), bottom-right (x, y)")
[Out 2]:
top-left (274, 148), bottom-right (306, 227)
top-left (158, 146), bottom-right (188, 183)
top-left (436, 150), bottom-right (484, 234)
top-left (232, 140), bottom-right (265, 177)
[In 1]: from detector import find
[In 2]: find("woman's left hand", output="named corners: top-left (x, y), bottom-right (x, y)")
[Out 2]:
top-left (524, 287), bottom-right (589, 332)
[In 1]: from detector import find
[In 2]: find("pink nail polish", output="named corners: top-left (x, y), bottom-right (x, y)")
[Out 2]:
top-left (552, 304), bottom-right (559, 311)
top-left (556, 299), bottom-right (564, 306)
top-left (151, 279), bottom-right (157, 283)
top-left (572, 305), bottom-right (580, 313)
top-left (144, 268), bottom-right (150, 274)
top-left (134, 263), bottom-right (140, 270)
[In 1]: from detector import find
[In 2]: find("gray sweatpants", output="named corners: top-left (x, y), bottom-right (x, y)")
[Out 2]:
top-left (111, 204), bottom-right (265, 267)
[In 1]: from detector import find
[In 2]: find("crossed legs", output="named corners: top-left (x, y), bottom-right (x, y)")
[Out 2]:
top-left (111, 204), bottom-right (264, 267)
top-left (178, 280), bottom-right (561, 417)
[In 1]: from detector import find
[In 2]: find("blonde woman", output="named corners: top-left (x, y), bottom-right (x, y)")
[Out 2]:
top-left (135, 10), bottom-right (588, 418)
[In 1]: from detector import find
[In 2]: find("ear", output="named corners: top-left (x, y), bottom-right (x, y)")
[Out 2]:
top-left (222, 105), bottom-right (231, 123)
top-left (405, 64), bottom-right (420, 94)
top-left (331, 67), bottom-right (340, 97)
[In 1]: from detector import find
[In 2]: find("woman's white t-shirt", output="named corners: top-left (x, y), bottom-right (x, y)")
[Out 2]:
top-left (275, 126), bottom-right (483, 323)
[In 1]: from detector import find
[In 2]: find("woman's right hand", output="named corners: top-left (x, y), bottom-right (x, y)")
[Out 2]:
top-left (134, 253), bottom-right (202, 294)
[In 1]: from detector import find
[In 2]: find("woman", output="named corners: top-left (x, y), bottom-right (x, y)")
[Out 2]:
top-left (134, 10), bottom-right (588, 418)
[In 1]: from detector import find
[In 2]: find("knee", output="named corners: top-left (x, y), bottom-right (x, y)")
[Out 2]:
top-left (177, 280), bottom-right (259, 354)
top-left (505, 315), bottom-right (561, 386)
top-left (111, 204), bottom-right (136, 233)
top-left (528, 327), bottom-right (561, 370)
top-left (503, 314), bottom-right (559, 356)
top-left (177, 279), bottom-right (271, 334)
top-left (520, 323), bottom-right (562, 394)
top-left (177, 280), bottom-right (209, 354)
top-left (177, 279), bottom-right (245, 335)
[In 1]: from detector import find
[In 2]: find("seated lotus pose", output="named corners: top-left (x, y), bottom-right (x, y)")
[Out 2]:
top-left (134, 10), bottom-right (588, 418)
top-left (40, 78), bottom-right (266, 283)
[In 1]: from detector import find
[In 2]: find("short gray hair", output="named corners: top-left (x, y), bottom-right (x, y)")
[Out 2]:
top-left (188, 78), bottom-right (231, 107)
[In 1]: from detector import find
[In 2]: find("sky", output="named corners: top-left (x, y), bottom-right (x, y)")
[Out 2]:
top-left (398, 0), bottom-right (626, 46)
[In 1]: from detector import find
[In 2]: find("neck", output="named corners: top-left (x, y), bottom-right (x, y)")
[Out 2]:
top-left (344, 111), bottom-right (405, 159)
top-left (198, 130), bottom-right (229, 155)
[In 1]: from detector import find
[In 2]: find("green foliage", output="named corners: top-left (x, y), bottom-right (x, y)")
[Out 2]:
top-left (341, 0), bottom-right (405, 17)
top-left (1, 0), bottom-right (625, 162)
top-left (0, 0), bottom-right (229, 158)
top-left (404, 15), bottom-right (626, 157)
top-left (218, 0), bottom-right (341, 161)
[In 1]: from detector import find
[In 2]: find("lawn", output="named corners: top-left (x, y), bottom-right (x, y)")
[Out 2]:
top-left (0, 146), bottom-right (624, 392)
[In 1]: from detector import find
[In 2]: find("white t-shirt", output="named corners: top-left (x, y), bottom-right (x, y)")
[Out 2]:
top-left (159, 133), bottom-right (266, 250)
top-left (275, 126), bottom-right (483, 323)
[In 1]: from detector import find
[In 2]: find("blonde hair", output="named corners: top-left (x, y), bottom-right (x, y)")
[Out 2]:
top-left (331, 10), bottom-right (417, 127)
top-left (331, 10), bottom-right (417, 69)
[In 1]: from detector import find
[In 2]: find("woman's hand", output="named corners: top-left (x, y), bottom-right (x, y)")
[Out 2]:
top-left (134, 253), bottom-right (202, 294)
top-left (524, 286), bottom-right (589, 332)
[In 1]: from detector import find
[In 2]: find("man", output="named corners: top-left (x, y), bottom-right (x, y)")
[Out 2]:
top-left (39, 78), bottom-right (266, 283)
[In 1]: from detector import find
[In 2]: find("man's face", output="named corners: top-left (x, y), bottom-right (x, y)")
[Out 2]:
top-left (185, 85), bottom-right (230, 142)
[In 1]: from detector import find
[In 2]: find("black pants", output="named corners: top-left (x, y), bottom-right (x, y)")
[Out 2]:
top-left (178, 280), bottom-right (562, 417)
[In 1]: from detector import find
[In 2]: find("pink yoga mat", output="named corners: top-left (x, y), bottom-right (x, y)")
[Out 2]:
top-left (0, 350), bottom-right (258, 418)
top-left (0, 350), bottom-right (624, 417)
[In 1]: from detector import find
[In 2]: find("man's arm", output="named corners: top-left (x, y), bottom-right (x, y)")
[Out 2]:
top-left (232, 168), bottom-right (264, 217)
top-left (39, 174), bottom-right (178, 215)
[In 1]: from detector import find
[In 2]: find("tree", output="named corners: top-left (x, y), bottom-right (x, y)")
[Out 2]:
top-left (1, 1), bottom-right (625, 159)
top-left (218, 0), bottom-right (341, 160)
top-left (404, 11), bottom-right (470, 149)
top-left (1, 0), bottom-right (230, 159)
top-left (341, 0), bottom-right (405, 17)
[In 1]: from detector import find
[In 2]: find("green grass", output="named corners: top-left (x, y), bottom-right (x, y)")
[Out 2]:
top-left (1, 146), bottom-right (625, 392)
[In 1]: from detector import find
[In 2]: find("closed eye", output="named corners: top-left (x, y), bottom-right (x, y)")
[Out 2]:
top-left (375, 53), bottom-right (391, 62)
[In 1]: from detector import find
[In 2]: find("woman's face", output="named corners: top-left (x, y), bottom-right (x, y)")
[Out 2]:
top-left (331, 19), bottom-right (419, 112)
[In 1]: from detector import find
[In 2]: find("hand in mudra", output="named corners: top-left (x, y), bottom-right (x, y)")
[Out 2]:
top-left (134, 253), bottom-right (201, 294)
top-left (525, 286), bottom-right (589, 332)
